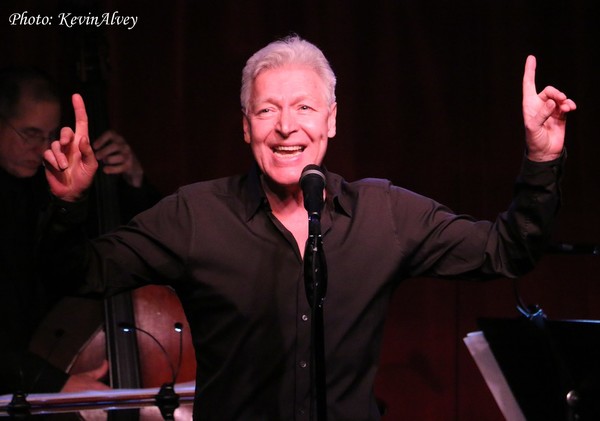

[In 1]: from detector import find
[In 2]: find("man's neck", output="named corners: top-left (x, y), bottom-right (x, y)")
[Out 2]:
top-left (261, 176), bottom-right (309, 257)
top-left (261, 176), bottom-right (303, 214)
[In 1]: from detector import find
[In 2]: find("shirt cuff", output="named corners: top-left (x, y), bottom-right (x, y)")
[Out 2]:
top-left (49, 195), bottom-right (89, 226)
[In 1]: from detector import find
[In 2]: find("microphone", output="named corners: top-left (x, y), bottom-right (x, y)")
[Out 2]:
top-left (301, 165), bottom-right (328, 309)
top-left (300, 165), bottom-right (326, 218)
top-left (118, 321), bottom-right (185, 415)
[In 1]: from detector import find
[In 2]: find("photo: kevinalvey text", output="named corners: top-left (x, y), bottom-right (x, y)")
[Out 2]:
top-left (8, 11), bottom-right (138, 30)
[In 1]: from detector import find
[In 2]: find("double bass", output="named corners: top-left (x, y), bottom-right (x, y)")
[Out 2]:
top-left (28, 8), bottom-right (196, 420)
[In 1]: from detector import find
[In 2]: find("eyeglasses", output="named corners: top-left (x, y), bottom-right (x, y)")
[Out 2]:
top-left (0, 116), bottom-right (57, 147)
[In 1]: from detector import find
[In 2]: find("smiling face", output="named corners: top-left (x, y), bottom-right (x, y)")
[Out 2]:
top-left (242, 65), bottom-right (337, 193)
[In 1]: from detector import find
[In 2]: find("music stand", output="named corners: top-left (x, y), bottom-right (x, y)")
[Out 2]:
top-left (475, 317), bottom-right (600, 421)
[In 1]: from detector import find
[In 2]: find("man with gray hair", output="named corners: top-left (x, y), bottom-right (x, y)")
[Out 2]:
top-left (42, 36), bottom-right (576, 419)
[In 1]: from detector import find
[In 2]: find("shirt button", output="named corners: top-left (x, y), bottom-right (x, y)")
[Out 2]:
top-left (299, 360), bottom-right (308, 368)
top-left (301, 314), bottom-right (308, 322)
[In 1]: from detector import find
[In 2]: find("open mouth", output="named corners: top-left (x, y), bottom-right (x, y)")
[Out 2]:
top-left (273, 145), bottom-right (304, 156)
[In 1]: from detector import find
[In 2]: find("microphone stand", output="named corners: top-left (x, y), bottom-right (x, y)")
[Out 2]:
top-left (304, 212), bottom-right (328, 421)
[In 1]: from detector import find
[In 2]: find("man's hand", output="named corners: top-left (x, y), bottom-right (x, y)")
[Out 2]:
top-left (60, 360), bottom-right (111, 393)
top-left (94, 130), bottom-right (144, 188)
top-left (43, 94), bottom-right (98, 201)
top-left (522, 55), bottom-right (577, 162)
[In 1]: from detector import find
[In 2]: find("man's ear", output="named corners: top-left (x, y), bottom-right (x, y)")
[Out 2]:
top-left (242, 114), bottom-right (251, 144)
top-left (327, 102), bottom-right (337, 138)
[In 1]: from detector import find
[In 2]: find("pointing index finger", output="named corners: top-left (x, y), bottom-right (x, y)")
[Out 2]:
top-left (522, 55), bottom-right (537, 97)
top-left (72, 93), bottom-right (89, 139)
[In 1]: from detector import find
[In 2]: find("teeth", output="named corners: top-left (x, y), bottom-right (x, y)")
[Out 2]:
top-left (273, 145), bottom-right (304, 155)
top-left (274, 145), bottom-right (303, 152)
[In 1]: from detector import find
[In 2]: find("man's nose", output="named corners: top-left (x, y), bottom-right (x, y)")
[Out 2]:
top-left (275, 108), bottom-right (297, 137)
top-left (32, 137), bottom-right (51, 152)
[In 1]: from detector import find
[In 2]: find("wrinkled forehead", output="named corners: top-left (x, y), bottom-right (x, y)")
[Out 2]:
top-left (251, 65), bottom-right (330, 101)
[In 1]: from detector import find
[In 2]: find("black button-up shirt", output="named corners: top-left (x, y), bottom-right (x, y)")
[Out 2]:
top-left (51, 155), bottom-right (563, 420)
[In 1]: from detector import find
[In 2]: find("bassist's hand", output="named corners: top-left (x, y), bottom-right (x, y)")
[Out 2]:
top-left (43, 94), bottom-right (98, 202)
top-left (60, 359), bottom-right (110, 392)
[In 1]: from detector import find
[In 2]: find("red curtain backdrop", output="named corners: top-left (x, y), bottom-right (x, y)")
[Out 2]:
top-left (2, 1), bottom-right (599, 419)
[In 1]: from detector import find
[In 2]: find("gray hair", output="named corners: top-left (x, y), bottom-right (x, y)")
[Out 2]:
top-left (240, 35), bottom-right (337, 113)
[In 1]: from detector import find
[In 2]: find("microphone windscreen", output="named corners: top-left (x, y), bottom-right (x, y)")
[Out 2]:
top-left (300, 164), bottom-right (326, 186)
top-left (300, 165), bottom-right (326, 216)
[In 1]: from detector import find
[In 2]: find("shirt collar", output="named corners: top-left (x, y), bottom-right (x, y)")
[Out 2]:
top-left (243, 163), bottom-right (267, 222)
top-left (242, 163), bottom-right (354, 223)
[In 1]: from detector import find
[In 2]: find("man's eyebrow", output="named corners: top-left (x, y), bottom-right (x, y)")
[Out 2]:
top-left (21, 126), bottom-right (45, 133)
